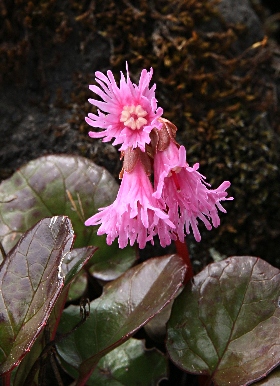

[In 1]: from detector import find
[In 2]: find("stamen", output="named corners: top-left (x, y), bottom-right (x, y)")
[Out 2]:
top-left (120, 104), bottom-right (148, 130)
top-left (136, 117), bottom-right (148, 129)
top-left (120, 110), bottom-right (130, 122)
top-left (124, 117), bottom-right (137, 130)
top-left (135, 105), bottom-right (148, 117)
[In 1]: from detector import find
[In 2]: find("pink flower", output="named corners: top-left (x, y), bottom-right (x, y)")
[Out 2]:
top-left (85, 157), bottom-right (175, 249)
top-left (153, 140), bottom-right (233, 242)
top-left (85, 64), bottom-right (163, 151)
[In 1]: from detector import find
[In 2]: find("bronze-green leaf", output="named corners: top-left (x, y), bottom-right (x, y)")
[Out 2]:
top-left (61, 338), bottom-right (168, 386)
top-left (0, 155), bottom-right (137, 277)
top-left (12, 246), bottom-right (97, 386)
top-left (0, 216), bottom-right (74, 375)
top-left (56, 254), bottom-right (186, 385)
top-left (62, 246), bottom-right (98, 286)
top-left (166, 256), bottom-right (280, 386)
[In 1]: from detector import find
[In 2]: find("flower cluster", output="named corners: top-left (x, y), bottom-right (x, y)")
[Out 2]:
top-left (85, 65), bottom-right (233, 248)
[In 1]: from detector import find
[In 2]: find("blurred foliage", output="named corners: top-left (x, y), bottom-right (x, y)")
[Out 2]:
top-left (0, 0), bottom-right (279, 264)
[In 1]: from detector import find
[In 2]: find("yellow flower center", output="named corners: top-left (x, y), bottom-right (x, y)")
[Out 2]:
top-left (120, 105), bottom-right (148, 130)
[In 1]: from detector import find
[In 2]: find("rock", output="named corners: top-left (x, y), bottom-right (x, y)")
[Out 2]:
top-left (217, 0), bottom-right (264, 49)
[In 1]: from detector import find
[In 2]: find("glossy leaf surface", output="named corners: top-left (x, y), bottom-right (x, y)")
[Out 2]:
top-left (0, 216), bottom-right (74, 375)
top-left (90, 338), bottom-right (167, 385)
top-left (166, 256), bottom-right (280, 386)
top-left (67, 273), bottom-right (88, 302)
top-left (144, 300), bottom-right (174, 343)
top-left (88, 242), bottom-right (138, 281)
top-left (61, 338), bottom-right (167, 386)
top-left (12, 246), bottom-right (96, 386)
top-left (62, 246), bottom-right (97, 285)
top-left (0, 155), bottom-right (136, 276)
top-left (56, 254), bottom-right (186, 384)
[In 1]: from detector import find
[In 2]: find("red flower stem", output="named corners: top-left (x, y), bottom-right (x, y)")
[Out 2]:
top-left (174, 238), bottom-right (193, 283)
top-left (3, 372), bottom-right (11, 386)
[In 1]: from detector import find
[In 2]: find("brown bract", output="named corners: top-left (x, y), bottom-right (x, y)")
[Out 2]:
top-left (151, 118), bottom-right (181, 158)
top-left (120, 118), bottom-right (179, 178)
top-left (120, 146), bottom-right (152, 177)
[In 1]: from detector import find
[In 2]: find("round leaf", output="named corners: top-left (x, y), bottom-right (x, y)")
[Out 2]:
top-left (166, 256), bottom-right (280, 386)
top-left (0, 155), bottom-right (137, 276)
top-left (60, 338), bottom-right (168, 386)
top-left (56, 254), bottom-right (186, 384)
top-left (0, 216), bottom-right (74, 375)
top-left (87, 338), bottom-right (167, 386)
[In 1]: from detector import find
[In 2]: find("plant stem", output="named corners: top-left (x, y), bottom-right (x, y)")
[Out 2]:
top-left (3, 372), bottom-right (11, 386)
top-left (174, 238), bottom-right (193, 283)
